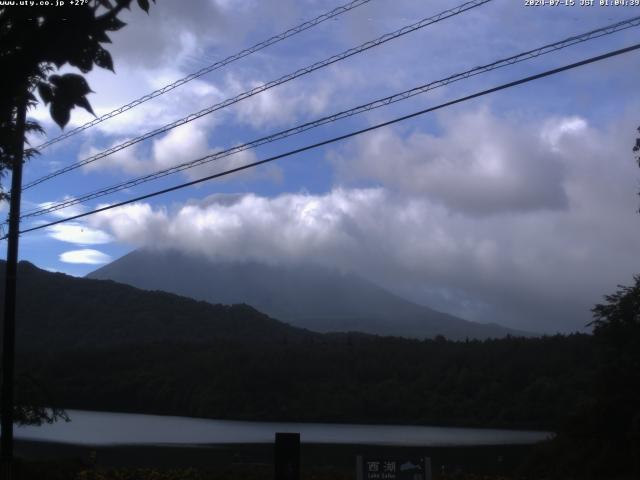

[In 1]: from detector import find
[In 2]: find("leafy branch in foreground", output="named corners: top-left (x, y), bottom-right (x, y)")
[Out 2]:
top-left (0, 0), bottom-right (156, 197)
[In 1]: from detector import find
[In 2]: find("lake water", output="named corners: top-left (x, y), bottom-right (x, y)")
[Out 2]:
top-left (15, 410), bottom-right (553, 447)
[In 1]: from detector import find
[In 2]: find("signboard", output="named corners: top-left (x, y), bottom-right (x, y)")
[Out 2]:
top-left (356, 456), bottom-right (432, 480)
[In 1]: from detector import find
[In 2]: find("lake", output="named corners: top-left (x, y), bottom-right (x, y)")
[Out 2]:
top-left (15, 410), bottom-right (553, 447)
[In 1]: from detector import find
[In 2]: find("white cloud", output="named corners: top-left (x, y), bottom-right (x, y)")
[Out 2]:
top-left (46, 223), bottom-right (113, 245)
top-left (152, 120), bottom-right (212, 171)
top-left (78, 121), bottom-right (214, 175)
top-left (79, 119), bottom-right (282, 182)
top-left (27, 0), bottom-right (333, 139)
top-left (332, 107), bottom-right (570, 215)
top-left (59, 249), bottom-right (112, 265)
top-left (230, 75), bottom-right (335, 130)
top-left (83, 108), bottom-right (640, 333)
top-left (38, 197), bottom-right (88, 219)
top-left (91, 202), bottom-right (169, 247)
top-left (541, 116), bottom-right (588, 151)
top-left (88, 189), bottom-right (376, 263)
top-left (18, 0), bottom-right (640, 336)
top-left (106, 0), bottom-right (227, 70)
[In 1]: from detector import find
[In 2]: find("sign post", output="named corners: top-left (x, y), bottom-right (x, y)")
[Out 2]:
top-left (274, 432), bottom-right (300, 480)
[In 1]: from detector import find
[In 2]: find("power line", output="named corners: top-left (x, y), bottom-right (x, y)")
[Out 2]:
top-left (12, 42), bottom-right (640, 239)
top-left (20, 15), bottom-right (640, 219)
top-left (23, 0), bottom-right (493, 190)
top-left (33, 0), bottom-right (374, 151)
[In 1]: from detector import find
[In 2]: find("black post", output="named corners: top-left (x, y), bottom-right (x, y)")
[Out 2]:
top-left (274, 432), bottom-right (300, 480)
top-left (1, 97), bottom-right (27, 480)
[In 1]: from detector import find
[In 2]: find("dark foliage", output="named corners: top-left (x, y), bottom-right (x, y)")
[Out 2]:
top-left (590, 276), bottom-right (640, 439)
top-left (0, 0), bottom-right (155, 198)
top-left (17, 334), bottom-right (594, 430)
top-left (521, 277), bottom-right (640, 479)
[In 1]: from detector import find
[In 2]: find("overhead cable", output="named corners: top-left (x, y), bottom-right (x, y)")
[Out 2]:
top-left (23, 0), bottom-right (493, 190)
top-left (21, 15), bottom-right (640, 219)
top-left (12, 42), bottom-right (640, 239)
top-left (33, 0), bottom-right (374, 150)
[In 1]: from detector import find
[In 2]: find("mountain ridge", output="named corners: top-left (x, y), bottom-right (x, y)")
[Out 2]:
top-left (87, 249), bottom-right (531, 340)
top-left (0, 260), bottom-right (315, 352)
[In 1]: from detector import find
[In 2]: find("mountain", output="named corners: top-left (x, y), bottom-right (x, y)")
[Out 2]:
top-left (0, 261), bottom-right (591, 432)
top-left (87, 249), bottom-right (529, 340)
top-left (0, 260), bottom-right (314, 352)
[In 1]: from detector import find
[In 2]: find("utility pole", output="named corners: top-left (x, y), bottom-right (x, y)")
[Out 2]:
top-left (1, 96), bottom-right (27, 480)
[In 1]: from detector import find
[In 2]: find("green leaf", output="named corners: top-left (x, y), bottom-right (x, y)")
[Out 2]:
top-left (48, 75), bottom-right (62, 87)
top-left (46, 74), bottom-right (96, 127)
top-left (102, 15), bottom-right (127, 31)
top-left (116, 0), bottom-right (134, 9)
top-left (94, 45), bottom-right (114, 72)
top-left (74, 96), bottom-right (95, 117)
top-left (137, 0), bottom-right (150, 13)
top-left (50, 73), bottom-right (93, 97)
top-left (50, 101), bottom-right (71, 129)
top-left (24, 147), bottom-right (40, 160)
top-left (69, 46), bottom-right (95, 73)
top-left (92, 29), bottom-right (112, 44)
top-left (25, 120), bottom-right (45, 137)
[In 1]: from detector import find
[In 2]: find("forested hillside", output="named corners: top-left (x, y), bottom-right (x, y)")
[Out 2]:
top-left (19, 334), bottom-right (595, 431)
top-left (0, 260), bottom-right (315, 352)
top-left (0, 260), bottom-right (597, 430)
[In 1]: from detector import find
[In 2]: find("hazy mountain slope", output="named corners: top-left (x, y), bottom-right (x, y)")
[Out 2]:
top-left (0, 260), bottom-right (314, 352)
top-left (87, 249), bottom-right (529, 340)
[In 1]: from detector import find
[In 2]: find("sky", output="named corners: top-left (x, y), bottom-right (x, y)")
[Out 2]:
top-left (4, 0), bottom-right (640, 333)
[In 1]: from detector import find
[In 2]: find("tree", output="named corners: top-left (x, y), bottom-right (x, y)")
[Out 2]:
top-left (566, 130), bottom-right (640, 477)
top-left (1, 0), bottom-right (156, 180)
top-left (634, 127), bottom-right (640, 212)
top-left (589, 276), bottom-right (640, 475)
top-left (0, 1), bottom-right (155, 476)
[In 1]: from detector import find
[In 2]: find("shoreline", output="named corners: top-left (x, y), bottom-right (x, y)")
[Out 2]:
top-left (15, 439), bottom-right (544, 474)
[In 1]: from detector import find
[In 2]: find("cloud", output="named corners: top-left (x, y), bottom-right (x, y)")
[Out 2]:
top-left (79, 118), bottom-right (282, 183)
top-left (229, 74), bottom-right (335, 129)
top-left (19, 0), bottom-right (640, 336)
top-left (88, 189), bottom-right (378, 264)
top-left (28, 0), bottom-right (337, 138)
top-left (79, 138), bottom-right (148, 174)
top-left (37, 197), bottom-right (88, 219)
top-left (107, 0), bottom-right (227, 70)
top-left (84, 107), bottom-right (640, 333)
top-left (79, 120), bottom-right (215, 175)
top-left (46, 223), bottom-right (113, 245)
top-left (331, 107), bottom-right (571, 216)
top-left (90, 202), bottom-right (170, 247)
top-left (27, 0), bottom-right (640, 146)
top-left (59, 249), bottom-right (112, 265)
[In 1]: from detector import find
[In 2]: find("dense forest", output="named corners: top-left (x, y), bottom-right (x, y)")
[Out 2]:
top-left (18, 333), bottom-right (594, 430)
